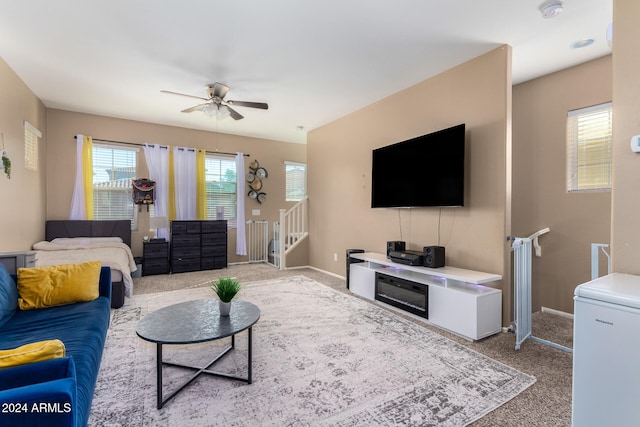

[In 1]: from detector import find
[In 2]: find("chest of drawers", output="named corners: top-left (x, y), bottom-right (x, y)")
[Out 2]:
top-left (170, 220), bottom-right (227, 273)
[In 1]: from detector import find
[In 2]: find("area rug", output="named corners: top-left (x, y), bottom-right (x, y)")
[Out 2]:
top-left (89, 276), bottom-right (535, 426)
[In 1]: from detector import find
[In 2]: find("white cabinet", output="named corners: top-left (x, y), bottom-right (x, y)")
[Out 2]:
top-left (349, 264), bottom-right (376, 300)
top-left (348, 252), bottom-right (502, 341)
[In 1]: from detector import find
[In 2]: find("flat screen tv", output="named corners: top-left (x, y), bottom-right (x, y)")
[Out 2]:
top-left (371, 124), bottom-right (465, 208)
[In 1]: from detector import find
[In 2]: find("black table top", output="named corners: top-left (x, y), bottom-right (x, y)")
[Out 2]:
top-left (136, 299), bottom-right (260, 345)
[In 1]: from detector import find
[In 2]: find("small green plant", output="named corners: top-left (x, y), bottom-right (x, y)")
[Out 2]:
top-left (210, 277), bottom-right (241, 303)
top-left (1, 151), bottom-right (10, 179)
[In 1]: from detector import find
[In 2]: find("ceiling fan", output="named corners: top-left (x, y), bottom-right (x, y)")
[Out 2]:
top-left (161, 82), bottom-right (268, 120)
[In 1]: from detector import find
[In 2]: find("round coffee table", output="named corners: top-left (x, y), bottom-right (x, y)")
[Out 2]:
top-left (136, 299), bottom-right (260, 409)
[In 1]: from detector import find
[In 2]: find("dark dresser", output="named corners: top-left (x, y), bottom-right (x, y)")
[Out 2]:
top-left (142, 240), bottom-right (170, 276)
top-left (170, 220), bottom-right (227, 273)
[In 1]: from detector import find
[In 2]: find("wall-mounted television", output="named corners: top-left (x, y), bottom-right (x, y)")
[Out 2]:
top-left (371, 124), bottom-right (465, 208)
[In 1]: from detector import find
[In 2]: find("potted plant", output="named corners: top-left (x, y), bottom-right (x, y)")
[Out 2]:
top-left (2, 150), bottom-right (10, 179)
top-left (210, 277), bottom-right (241, 316)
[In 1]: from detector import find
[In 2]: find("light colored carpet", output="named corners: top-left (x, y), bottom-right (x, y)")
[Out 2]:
top-left (90, 275), bottom-right (535, 426)
top-left (131, 263), bottom-right (574, 426)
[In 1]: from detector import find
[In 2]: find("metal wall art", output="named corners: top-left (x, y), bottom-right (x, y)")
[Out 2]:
top-left (246, 159), bottom-right (267, 204)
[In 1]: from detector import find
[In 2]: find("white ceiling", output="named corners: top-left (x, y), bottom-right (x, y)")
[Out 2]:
top-left (0, 0), bottom-right (612, 144)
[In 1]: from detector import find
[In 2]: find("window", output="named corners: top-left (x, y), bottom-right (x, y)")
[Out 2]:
top-left (285, 161), bottom-right (307, 201)
top-left (24, 121), bottom-right (41, 172)
top-left (92, 144), bottom-right (138, 227)
top-left (205, 155), bottom-right (237, 226)
top-left (566, 102), bottom-right (612, 192)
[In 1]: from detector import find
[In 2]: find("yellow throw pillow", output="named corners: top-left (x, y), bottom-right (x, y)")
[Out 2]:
top-left (0, 339), bottom-right (66, 369)
top-left (17, 261), bottom-right (101, 310)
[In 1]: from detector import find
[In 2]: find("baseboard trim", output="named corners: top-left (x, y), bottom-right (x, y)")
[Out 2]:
top-left (541, 306), bottom-right (574, 320)
top-left (287, 265), bottom-right (346, 280)
top-left (228, 262), bottom-right (346, 280)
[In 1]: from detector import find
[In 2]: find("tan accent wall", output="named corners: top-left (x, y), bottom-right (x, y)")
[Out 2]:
top-left (45, 109), bottom-right (306, 260)
top-left (512, 56), bottom-right (612, 314)
top-left (307, 46), bottom-right (514, 325)
top-left (0, 57), bottom-right (47, 252)
top-left (611, 0), bottom-right (640, 274)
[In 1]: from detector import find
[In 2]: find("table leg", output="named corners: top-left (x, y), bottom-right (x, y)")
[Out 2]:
top-left (156, 344), bottom-right (163, 409)
top-left (154, 330), bottom-right (253, 409)
top-left (248, 326), bottom-right (253, 384)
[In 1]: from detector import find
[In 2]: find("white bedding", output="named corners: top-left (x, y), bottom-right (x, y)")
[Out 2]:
top-left (32, 240), bottom-right (137, 297)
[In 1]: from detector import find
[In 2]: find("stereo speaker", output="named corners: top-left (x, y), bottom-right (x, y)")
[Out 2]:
top-left (346, 249), bottom-right (365, 289)
top-left (386, 241), bottom-right (406, 256)
top-left (423, 246), bottom-right (445, 268)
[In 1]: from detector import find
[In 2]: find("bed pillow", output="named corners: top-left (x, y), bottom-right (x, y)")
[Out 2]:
top-left (0, 339), bottom-right (65, 369)
top-left (0, 264), bottom-right (19, 328)
top-left (17, 261), bottom-right (102, 310)
top-left (51, 237), bottom-right (123, 245)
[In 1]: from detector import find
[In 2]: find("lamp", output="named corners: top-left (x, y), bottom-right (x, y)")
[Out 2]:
top-left (202, 103), bottom-right (231, 119)
top-left (149, 216), bottom-right (167, 239)
top-left (216, 206), bottom-right (225, 220)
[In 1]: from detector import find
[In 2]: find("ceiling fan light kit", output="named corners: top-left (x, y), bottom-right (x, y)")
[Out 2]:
top-left (161, 82), bottom-right (268, 121)
top-left (202, 103), bottom-right (231, 119)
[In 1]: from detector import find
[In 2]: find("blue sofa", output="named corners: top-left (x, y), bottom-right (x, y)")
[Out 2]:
top-left (0, 263), bottom-right (111, 427)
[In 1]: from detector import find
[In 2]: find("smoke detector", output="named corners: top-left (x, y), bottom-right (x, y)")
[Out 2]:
top-left (540, 1), bottom-right (564, 18)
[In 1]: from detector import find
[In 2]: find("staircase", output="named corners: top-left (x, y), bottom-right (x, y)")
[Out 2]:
top-left (273, 196), bottom-right (308, 270)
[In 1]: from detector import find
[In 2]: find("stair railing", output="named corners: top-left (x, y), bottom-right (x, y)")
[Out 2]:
top-left (277, 196), bottom-right (309, 270)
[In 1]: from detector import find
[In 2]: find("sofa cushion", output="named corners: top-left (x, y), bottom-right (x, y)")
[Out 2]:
top-left (0, 357), bottom-right (76, 427)
top-left (17, 261), bottom-right (101, 310)
top-left (0, 339), bottom-right (65, 369)
top-left (0, 263), bottom-right (18, 329)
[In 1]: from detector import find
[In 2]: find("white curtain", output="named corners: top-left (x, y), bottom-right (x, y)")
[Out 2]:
top-left (143, 144), bottom-right (170, 240)
top-left (69, 134), bottom-right (87, 219)
top-left (173, 147), bottom-right (196, 220)
top-left (236, 152), bottom-right (247, 255)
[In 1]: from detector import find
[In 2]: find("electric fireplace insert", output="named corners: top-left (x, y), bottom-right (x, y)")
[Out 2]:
top-left (375, 272), bottom-right (428, 319)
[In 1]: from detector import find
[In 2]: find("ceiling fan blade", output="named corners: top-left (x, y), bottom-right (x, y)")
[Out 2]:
top-left (161, 90), bottom-right (209, 101)
top-left (228, 100), bottom-right (269, 110)
top-left (226, 105), bottom-right (244, 120)
top-left (181, 103), bottom-right (210, 113)
top-left (209, 82), bottom-right (230, 99)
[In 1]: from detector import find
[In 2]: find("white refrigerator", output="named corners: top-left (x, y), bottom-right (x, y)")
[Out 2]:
top-left (573, 273), bottom-right (640, 426)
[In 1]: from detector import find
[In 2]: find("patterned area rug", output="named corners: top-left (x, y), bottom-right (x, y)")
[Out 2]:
top-left (89, 276), bottom-right (535, 426)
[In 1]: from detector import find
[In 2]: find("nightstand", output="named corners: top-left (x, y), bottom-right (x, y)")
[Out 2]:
top-left (0, 251), bottom-right (37, 274)
top-left (142, 241), bottom-right (170, 276)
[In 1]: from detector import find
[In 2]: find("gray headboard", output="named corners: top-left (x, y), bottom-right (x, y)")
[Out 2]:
top-left (45, 220), bottom-right (132, 248)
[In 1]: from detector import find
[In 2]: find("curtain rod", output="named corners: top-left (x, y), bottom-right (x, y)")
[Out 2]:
top-left (72, 136), bottom-right (249, 157)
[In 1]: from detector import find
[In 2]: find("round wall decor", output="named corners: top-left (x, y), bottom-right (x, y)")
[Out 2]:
top-left (256, 167), bottom-right (268, 179)
top-left (250, 179), bottom-right (262, 191)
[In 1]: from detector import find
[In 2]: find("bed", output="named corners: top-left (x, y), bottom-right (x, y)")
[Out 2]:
top-left (31, 220), bottom-right (137, 308)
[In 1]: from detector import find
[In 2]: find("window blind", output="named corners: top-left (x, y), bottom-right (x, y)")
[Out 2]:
top-left (205, 155), bottom-right (237, 227)
top-left (92, 144), bottom-right (138, 228)
top-left (285, 161), bottom-right (307, 201)
top-left (23, 121), bottom-right (41, 172)
top-left (566, 102), bottom-right (612, 192)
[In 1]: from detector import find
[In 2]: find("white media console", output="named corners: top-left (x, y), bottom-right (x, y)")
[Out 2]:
top-left (349, 252), bottom-right (502, 341)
